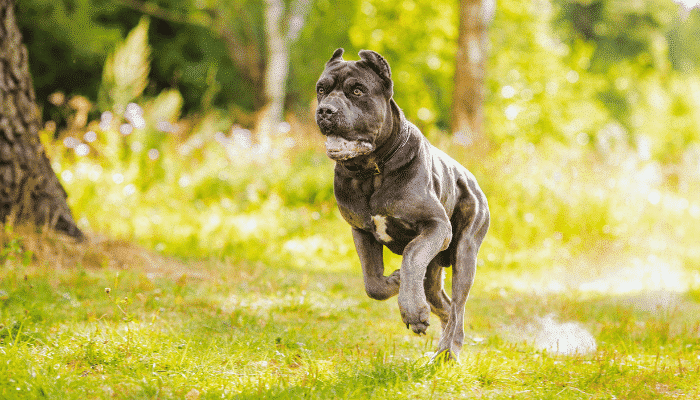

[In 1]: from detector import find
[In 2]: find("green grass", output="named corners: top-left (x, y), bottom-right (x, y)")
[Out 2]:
top-left (2, 236), bottom-right (700, 399)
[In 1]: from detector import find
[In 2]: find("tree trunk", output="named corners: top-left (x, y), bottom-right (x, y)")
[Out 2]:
top-left (257, 0), bottom-right (310, 139)
top-left (0, 0), bottom-right (83, 239)
top-left (257, 0), bottom-right (288, 139)
top-left (452, 0), bottom-right (495, 147)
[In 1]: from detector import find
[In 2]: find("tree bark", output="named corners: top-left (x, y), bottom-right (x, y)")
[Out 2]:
top-left (257, 0), bottom-right (287, 138)
top-left (452, 0), bottom-right (495, 147)
top-left (257, 0), bottom-right (310, 138)
top-left (0, 0), bottom-right (83, 239)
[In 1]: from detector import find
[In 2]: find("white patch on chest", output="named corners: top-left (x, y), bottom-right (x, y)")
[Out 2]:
top-left (371, 215), bottom-right (392, 243)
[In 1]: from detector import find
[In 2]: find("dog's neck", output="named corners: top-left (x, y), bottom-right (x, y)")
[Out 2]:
top-left (338, 100), bottom-right (409, 179)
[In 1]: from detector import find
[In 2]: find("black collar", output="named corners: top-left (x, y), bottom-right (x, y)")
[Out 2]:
top-left (338, 123), bottom-right (409, 180)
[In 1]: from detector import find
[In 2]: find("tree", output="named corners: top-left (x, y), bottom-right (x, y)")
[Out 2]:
top-left (111, 0), bottom-right (312, 132)
top-left (451, 0), bottom-right (495, 146)
top-left (0, 0), bottom-right (83, 239)
top-left (256, 0), bottom-right (311, 137)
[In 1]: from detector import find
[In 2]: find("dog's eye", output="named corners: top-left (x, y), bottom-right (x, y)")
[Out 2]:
top-left (353, 88), bottom-right (363, 96)
top-left (317, 87), bottom-right (325, 95)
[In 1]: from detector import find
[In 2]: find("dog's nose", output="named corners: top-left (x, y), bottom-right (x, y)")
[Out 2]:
top-left (317, 104), bottom-right (337, 119)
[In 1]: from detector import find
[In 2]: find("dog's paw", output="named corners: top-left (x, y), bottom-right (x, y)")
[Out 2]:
top-left (398, 295), bottom-right (431, 335)
top-left (386, 269), bottom-right (401, 287)
top-left (430, 348), bottom-right (460, 364)
top-left (408, 321), bottom-right (430, 335)
top-left (434, 335), bottom-right (463, 362)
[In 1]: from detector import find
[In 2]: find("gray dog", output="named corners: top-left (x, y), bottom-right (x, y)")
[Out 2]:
top-left (315, 48), bottom-right (489, 361)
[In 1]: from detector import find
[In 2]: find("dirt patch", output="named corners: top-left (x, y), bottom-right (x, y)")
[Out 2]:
top-left (2, 224), bottom-right (206, 280)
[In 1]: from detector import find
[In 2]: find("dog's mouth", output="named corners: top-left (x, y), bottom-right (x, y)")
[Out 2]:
top-left (325, 136), bottom-right (374, 161)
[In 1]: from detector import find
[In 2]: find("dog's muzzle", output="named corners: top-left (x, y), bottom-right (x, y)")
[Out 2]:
top-left (325, 136), bottom-right (374, 161)
top-left (316, 104), bottom-right (338, 134)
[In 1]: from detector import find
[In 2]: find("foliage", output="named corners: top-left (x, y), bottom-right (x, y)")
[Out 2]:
top-left (549, 0), bottom-right (700, 161)
top-left (98, 17), bottom-right (151, 114)
top-left (487, 0), bottom-right (608, 145)
top-left (0, 227), bottom-right (32, 268)
top-left (32, 11), bottom-right (700, 275)
top-left (288, 0), bottom-right (356, 113)
top-left (347, 0), bottom-right (458, 130)
top-left (17, 0), bottom-right (700, 155)
top-left (553, 0), bottom-right (692, 73)
top-left (16, 0), bottom-right (248, 117)
top-left (15, 0), bottom-right (134, 116)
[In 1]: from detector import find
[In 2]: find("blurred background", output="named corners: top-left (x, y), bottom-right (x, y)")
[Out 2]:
top-left (15, 0), bottom-right (700, 290)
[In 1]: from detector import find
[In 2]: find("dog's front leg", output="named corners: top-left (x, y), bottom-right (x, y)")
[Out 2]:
top-left (398, 219), bottom-right (452, 335)
top-left (352, 228), bottom-right (400, 300)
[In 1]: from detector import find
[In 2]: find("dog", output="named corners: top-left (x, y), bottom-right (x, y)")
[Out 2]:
top-left (315, 48), bottom-right (489, 361)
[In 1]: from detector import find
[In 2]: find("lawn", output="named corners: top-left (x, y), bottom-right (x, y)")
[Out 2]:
top-left (2, 227), bottom-right (700, 399)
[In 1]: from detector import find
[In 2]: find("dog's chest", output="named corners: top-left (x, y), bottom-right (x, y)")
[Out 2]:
top-left (336, 182), bottom-right (417, 252)
top-left (368, 214), bottom-right (416, 251)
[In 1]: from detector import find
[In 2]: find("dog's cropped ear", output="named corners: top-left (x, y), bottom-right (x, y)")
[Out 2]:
top-left (359, 50), bottom-right (393, 95)
top-left (326, 48), bottom-right (345, 65)
top-left (359, 50), bottom-right (392, 80)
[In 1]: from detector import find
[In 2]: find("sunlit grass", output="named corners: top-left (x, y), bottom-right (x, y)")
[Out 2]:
top-left (2, 241), bottom-right (700, 399)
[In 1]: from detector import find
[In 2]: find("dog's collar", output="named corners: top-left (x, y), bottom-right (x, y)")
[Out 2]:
top-left (338, 124), bottom-right (409, 180)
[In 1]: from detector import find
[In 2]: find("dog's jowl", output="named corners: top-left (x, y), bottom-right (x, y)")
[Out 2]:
top-left (315, 48), bottom-right (489, 361)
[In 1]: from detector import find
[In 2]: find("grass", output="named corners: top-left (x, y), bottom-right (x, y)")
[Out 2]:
top-left (2, 227), bottom-right (700, 399)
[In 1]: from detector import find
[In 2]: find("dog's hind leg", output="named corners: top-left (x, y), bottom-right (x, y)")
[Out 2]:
top-left (424, 256), bottom-right (451, 329)
top-left (434, 236), bottom-right (477, 362)
top-left (434, 218), bottom-right (488, 362)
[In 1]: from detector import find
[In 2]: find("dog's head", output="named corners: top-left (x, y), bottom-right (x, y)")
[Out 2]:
top-left (315, 48), bottom-right (396, 161)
